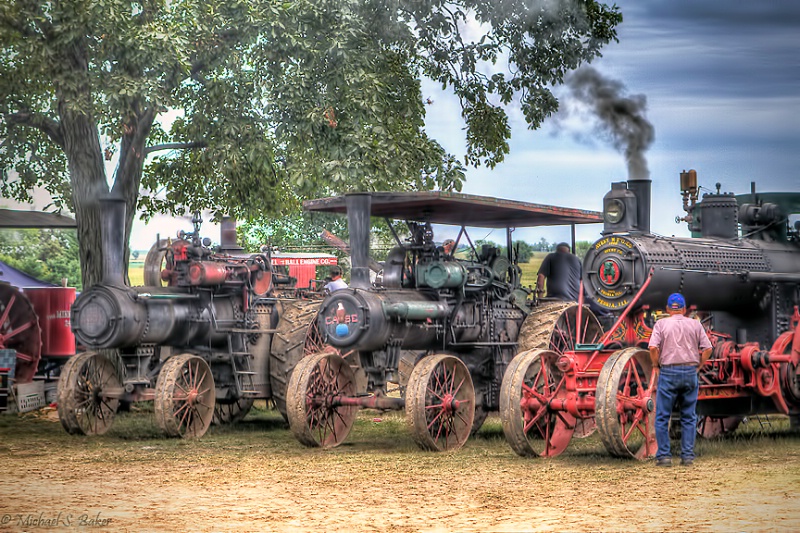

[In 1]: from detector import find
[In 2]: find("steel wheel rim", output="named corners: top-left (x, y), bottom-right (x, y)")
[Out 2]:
top-left (550, 305), bottom-right (604, 355)
top-left (155, 354), bottom-right (215, 438)
top-left (0, 284), bottom-right (42, 383)
top-left (596, 348), bottom-right (657, 459)
top-left (59, 352), bottom-right (120, 436)
top-left (407, 354), bottom-right (475, 452)
top-left (515, 351), bottom-right (575, 456)
top-left (307, 355), bottom-right (356, 447)
top-left (171, 357), bottom-right (214, 437)
top-left (425, 359), bottom-right (472, 449)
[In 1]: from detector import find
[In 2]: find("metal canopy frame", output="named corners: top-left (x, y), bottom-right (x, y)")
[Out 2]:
top-left (303, 191), bottom-right (602, 228)
top-left (0, 209), bottom-right (77, 229)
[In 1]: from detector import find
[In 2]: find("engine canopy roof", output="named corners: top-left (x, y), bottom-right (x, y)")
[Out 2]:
top-left (303, 191), bottom-right (602, 228)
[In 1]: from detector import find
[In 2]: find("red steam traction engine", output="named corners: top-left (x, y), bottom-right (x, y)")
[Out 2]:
top-left (501, 171), bottom-right (800, 459)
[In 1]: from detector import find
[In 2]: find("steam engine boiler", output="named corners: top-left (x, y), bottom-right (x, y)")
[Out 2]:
top-left (58, 196), bottom-right (287, 438)
top-left (583, 171), bottom-right (800, 428)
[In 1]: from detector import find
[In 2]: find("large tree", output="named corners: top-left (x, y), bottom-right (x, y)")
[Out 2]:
top-left (0, 0), bottom-right (621, 288)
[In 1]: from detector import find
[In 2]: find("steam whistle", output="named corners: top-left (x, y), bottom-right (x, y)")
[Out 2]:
top-left (677, 169), bottom-right (699, 225)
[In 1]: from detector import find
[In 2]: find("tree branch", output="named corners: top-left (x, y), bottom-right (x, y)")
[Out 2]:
top-left (4, 111), bottom-right (64, 148)
top-left (143, 141), bottom-right (207, 156)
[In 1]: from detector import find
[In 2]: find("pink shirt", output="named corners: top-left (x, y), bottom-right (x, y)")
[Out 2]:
top-left (648, 314), bottom-right (712, 366)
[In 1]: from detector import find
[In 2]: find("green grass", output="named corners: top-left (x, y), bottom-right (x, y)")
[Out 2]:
top-left (128, 260), bottom-right (144, 286)
top-left (519, 251), bottom-right (547, 288)
top-left (2, 403), bottom-right (797, 463)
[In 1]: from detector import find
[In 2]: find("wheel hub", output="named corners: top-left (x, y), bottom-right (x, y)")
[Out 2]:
top-left (442, 393), bottom-right (461, 413)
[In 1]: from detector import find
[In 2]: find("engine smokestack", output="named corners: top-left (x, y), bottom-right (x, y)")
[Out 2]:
top-left (627, 178), bottom-right (651, 234)
top-left (100, 194), bottom-right (127, 286)
top-left (219, 216), bottom-right (244, 254)
top-left (345, 193), bottom-right (372, 289)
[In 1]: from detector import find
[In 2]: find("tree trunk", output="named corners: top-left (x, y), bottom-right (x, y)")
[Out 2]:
top-left (58, 40), bottom-right (109, 290)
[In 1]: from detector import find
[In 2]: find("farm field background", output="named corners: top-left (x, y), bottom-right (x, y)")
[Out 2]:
top-left (126, 252), bottom-right (548, 289)
top-left (2, 405), bottom-right (799, 531)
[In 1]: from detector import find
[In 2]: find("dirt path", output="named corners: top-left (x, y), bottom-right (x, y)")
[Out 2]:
top-left (2, 411), bottom-right (799, 532)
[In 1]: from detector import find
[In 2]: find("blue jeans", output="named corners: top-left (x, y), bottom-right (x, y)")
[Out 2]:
top-left (655, 366), bottom-right (699, 460)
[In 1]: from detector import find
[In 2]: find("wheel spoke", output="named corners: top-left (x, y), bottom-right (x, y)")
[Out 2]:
top-left (0, 294), bottom-right (16, 326)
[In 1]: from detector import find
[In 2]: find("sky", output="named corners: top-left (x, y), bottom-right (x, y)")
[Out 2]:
top-left (119, 1), bottom-right (800, 249)
top-left (5, 1), bottom-right (798, 251)
top-left (422, 0), bottom-right (800, 246)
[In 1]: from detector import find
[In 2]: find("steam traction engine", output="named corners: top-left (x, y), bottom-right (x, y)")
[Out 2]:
top-left (287, 192), bottom-right (603, 451)
top-left (500, 171), bottom-right (800, 460)
top-left (57, 196), bottom-right (319, 438)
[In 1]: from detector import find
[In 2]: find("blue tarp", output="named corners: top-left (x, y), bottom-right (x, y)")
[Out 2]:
top-left (0, 260), bottom-right (56, 288)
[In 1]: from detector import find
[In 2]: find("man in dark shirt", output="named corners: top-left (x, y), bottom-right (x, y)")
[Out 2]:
top-left (536, 242), bottom-right (581, 301)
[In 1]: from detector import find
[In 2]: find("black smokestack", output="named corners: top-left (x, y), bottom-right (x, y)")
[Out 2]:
top-left (565, 66), bottom-right (654, 232)
top-left (100, 193), bottom-right (126, 286)
top-left (219, 216), bottom-right (244, 254)
top-left (345, 193), bottom-right (371, 289)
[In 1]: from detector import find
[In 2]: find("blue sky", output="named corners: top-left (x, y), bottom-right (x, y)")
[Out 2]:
top-left (424, 0), bottom-right (800, 246)
top-left (123, 1), bottom-right (800, 249)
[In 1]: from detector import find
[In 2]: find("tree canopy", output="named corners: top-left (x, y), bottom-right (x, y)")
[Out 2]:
top-left (1, 0), bottom-right (621, 287)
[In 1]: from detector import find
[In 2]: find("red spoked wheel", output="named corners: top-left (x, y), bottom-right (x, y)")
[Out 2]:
top-left (405, 354), bottom-right (475, 452)
top-left (0, 283), bottom-right (42, 384)
top-left (154, 353), bottom-right (215, 438)
top-left (56, 351), bottom-right (121, 435)
top-left (596, 348), bottom-right (657, 459)
top-left (517, 302), bottom-right (603, 438)
top-left (500, 349), bottom-right (575, 457)
top-left (287, 352), bottom-right (358, 448)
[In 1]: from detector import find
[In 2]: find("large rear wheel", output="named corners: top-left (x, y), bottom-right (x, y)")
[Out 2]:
top-left (270, 300), bottom-right (323, 419)
top-left (0, 283), bottom-right (42, 384)
top-left (516, 302), bottom-right (603, 438)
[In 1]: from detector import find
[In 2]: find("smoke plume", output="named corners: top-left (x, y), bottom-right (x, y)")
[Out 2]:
top-left (564, 66), bottom-right (654, 180)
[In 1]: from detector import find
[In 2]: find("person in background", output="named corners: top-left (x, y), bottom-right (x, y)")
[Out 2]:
top-left (536, 242), bottom-right (581, 301)
top-left (326, 265), bottom-right (348, 292)
top-left (442, 239), bottom-right (455, 257)
top-left (648, 293), bottom-right (713, 467)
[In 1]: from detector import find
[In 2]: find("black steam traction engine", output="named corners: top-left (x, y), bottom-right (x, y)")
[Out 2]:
top-left (499, 171), bottom-right (800, 459)
top-left (286, 192), bottom-right (603, 451)
top-left (56, 196), bottom-right (325, 438)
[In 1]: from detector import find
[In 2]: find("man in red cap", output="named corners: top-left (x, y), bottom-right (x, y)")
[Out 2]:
top-left (649, 292), bottom-right (713, 467)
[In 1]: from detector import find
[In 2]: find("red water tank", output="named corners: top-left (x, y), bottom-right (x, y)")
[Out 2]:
top-left (24, 287), bottom-right (77, 357)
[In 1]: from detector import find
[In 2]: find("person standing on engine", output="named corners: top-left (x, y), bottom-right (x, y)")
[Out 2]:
top-left (536, 242), bottom-right (581, 301)
top-left (326, 265), bottom-right (348, 292)
top-left (649, 293), bottom-right (713, 467)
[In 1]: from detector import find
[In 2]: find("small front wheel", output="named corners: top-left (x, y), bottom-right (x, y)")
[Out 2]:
top-left (57, 351), bottom-right (120, 436)
top-left (405, 354), bottom-right (475, 451)
top-left (287, 352), bottom-right (358, 448)
top-left (154, 354), bottom-right (215, 438)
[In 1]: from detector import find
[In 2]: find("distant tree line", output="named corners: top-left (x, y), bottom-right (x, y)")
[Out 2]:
top-left (470, 239), bottom-right (594, 263)
top-left (0, 229), bottom-right (83, 289)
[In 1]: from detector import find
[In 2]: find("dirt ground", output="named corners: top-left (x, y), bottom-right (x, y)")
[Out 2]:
top-left (1, 407), bottom-right (799, 532)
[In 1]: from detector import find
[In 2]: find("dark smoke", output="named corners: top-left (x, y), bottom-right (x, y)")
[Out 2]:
top-left (564, 66), bottom-right (654, 180)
